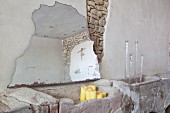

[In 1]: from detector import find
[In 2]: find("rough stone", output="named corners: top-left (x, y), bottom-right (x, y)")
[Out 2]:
top-left (99, 26), bottom-right (105, 34)
top-left (93, 79), bottom-right (112, 86)
top-left (8, 87), bottom-right (59, 106)
top-left (99, 18), bottom-right (106, 26)
top-left (91, 9), bottom-right (97, 15)
top-left (0, 102), bottom-right (10, 112)
top-left (104, 1), bottom-right (109, 8)
top-left (95, 0), bottom-right (104, 5)
top-left (0, 95), bottom-right (30, 112)
top-left (59, 95), bottom-right (123, 113)
top-left (88, 23), bottom-right (95, 29)
top-left (87, 0), bottom-right (109, 62)
top-left (87, 1), bottom-right (95, 6)
top-left (50, 104), bottom-right (59, 113)
top-left (35, 81), bottom-right (94, 103)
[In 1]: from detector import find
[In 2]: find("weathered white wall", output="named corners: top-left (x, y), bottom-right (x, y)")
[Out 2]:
top-left (0, 0), bottom-right (86, 91)
top-left (70, 41), bottom-right (100, 81)
top-left (9, 36), bottom-right (64, 86)
top-left (101, 0), bottom-right (170, 79)
top-left (1, 0), bottom-right (170, 91)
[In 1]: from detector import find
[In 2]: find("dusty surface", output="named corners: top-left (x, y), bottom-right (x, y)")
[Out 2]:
top-left (1, 75), bottom-right (170, 113)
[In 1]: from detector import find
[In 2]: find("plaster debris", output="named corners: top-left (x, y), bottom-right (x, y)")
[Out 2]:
top-left (0, 102), bottom-right (10, 112)
top-left (8, 87), bottom-right (59, 106)
top-left (0, 95), bottom-right (30, 112)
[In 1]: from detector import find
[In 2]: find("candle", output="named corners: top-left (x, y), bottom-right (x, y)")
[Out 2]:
top-left (125, 41), bottom-right (129, 78)
top-left (134, 41), bottom-right (138, 76)
top-left (97, 93), bottom-right (103, 99)
top-left (129, 54), bottom-right (133, 78)
top-left (89, 85), bottom-right (96, 91)
top-left (80, 86), bottom-right (87, 102)
top-left (86, 89), bottom-right (91, 100)
top-left (140, 55), bottom-right (144, 82)
top-left (90, 91), bottom-right (97, 99)
top-left (96, 91), bottom-right (101, 94)
top-left (102, 93), bottom-right (107, 98)
top-left (80, 85), bottom-right (108, 102)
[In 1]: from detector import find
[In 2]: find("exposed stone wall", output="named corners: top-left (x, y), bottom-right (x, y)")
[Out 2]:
top-left (87, 0), bottom-right (109, 62)
top-left (63, 31), bottom-right (90, 81)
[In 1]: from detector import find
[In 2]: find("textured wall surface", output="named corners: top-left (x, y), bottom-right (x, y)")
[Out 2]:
top-left (9, 2), bottom-right (100, 86)
top-left (0, 0), bottom-right (86, 91)
top-left (87, 0), bottom-right (109, 62)
top-left (62, 31), bottom-right (90, 81)
top-left (0, 0), bottom-right (170, 91)
top-left (101, 0), bottom-right (170, 79)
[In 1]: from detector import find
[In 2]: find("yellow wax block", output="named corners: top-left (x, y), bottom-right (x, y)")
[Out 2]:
top-left (90, 91), bottom-right (96, 99)
top-left (85, 89), bottom-right (91, 100)
top-left (80, 86), bottom-right (87, 102)
top-left (87, 86), bottom-right (92, 90)
top-left (102, 92), bottom-right (107, 98)
top-left (97, 93), bottom-right (103, 99)
top-left (96, 91), bottom-right (101, 94)
top-left (89, 85), bottom-right (96, 91)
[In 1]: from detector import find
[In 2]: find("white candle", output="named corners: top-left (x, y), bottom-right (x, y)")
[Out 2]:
top-left (125, 41), bottom-right (129, 78)
top-left (140, 55), bottom-right (144, 75)
top-left (134, 41), bottom-right (138, 76)
top-left (140, 55), bottom-right (144, 82)
top-left (129, 54), bottom-right (133, 78)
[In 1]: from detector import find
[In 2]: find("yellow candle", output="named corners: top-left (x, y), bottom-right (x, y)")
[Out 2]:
top-left (86, 89), bottom-right (91, 100)
top-left (97, 93), bottom-right (103, 99)
top-left (102, 92), bottom-right (107, 98)
top-left (89, 85), bottom-right (96, 91)
top-left (90, 90), bottom-right (96, 99)
top-left (80, 86), bottom-right (87, 102)
top-left (96, 91), bottom-right (101, 94)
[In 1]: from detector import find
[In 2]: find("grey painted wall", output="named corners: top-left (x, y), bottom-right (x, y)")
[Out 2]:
top-left (101, 0), bottom-right (170, 79)
top-left (9, 36), bottom-right (65, 86)
top-left (0, 0), bottom-right (86, 91)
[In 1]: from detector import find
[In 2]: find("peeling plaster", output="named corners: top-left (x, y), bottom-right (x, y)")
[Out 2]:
top-left (0, 0), bottom-right (87, 91)
top-left (32, 2), bottom-right (88, 39)
top-left (9, 1), bottom-right (100, 87)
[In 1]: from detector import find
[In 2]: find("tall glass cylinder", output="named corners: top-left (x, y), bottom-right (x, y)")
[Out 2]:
top-left (129, 54), bottom-right (133, 78)
top-left (125, 41), bottom-right (129, 78)
top-left (134, 41), bottom-right (138, 76)
top-left (140, 55), bottom-right (144, 82)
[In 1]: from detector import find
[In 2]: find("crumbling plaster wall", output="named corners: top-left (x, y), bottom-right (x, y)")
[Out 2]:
top-left (1, 0), bottom-right (170, 91)
top-left (0, 0), bottom-right (86, 91)
top-left (101, 0), bottom-right (170, 79)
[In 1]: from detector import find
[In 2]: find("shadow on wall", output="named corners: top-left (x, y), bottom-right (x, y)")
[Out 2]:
top-left (165, 105), bottom-right (170, 113)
